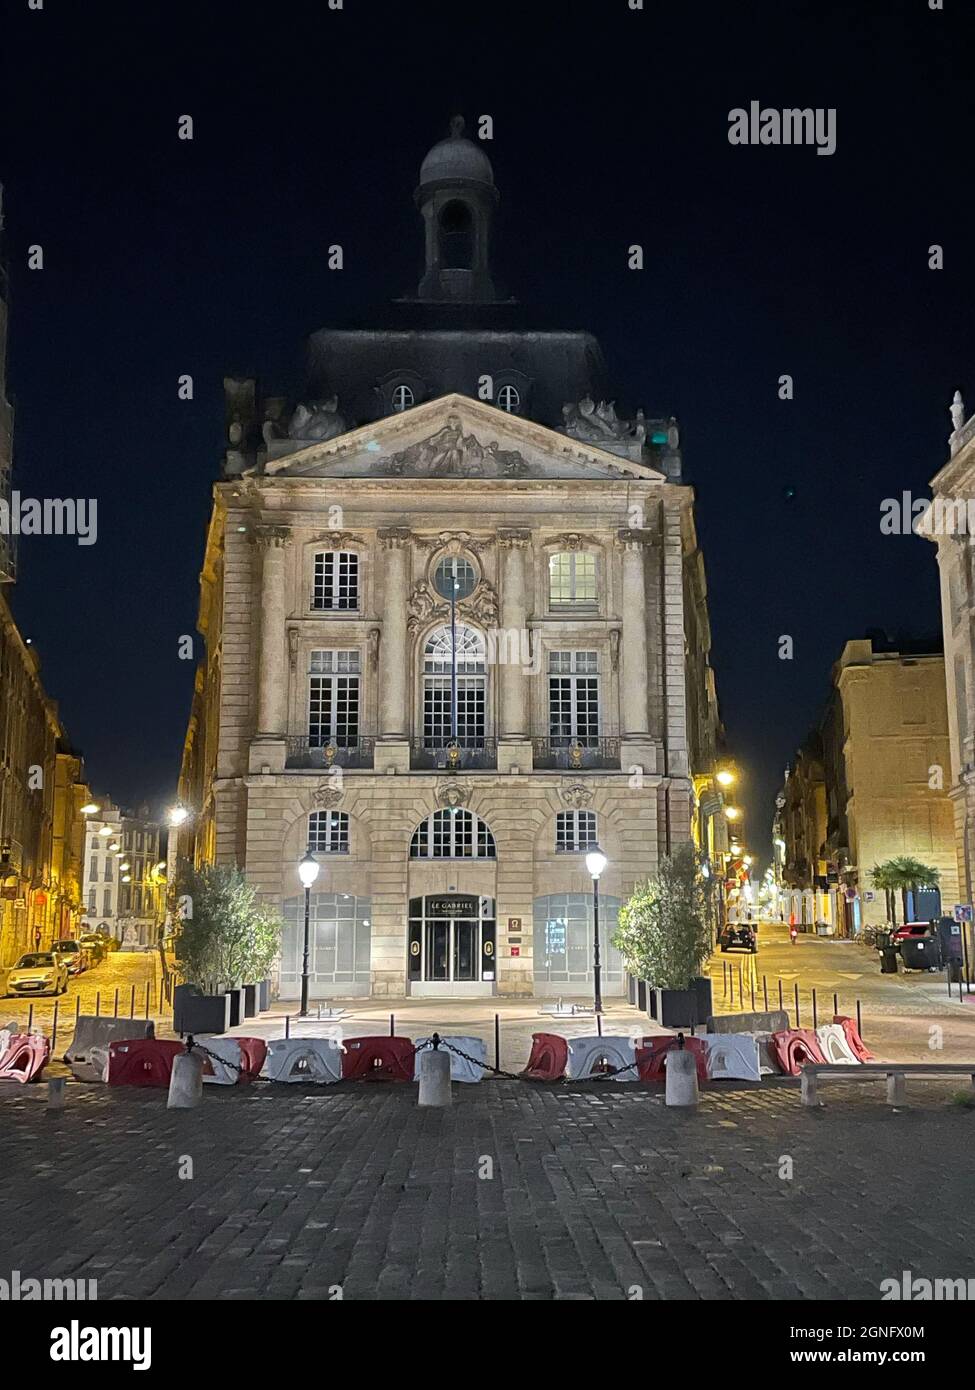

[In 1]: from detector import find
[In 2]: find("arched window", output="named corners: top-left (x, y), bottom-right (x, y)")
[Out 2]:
top-left (308, 810), bottom-right (349, 854)
top-left (312, 550), bottom-right (359, 610)
top-left (423, 624), bottom-right (486, 748)
top-left (391, 384), bottom-right (414, 413)
top-left (439, 200), bottom-right (474, 269)
top-left (410, 809), bottom-right (496, 859)
top-left (496, 384), bottom-right (520, 413)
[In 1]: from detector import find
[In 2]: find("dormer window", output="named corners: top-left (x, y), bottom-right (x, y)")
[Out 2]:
top-left (391, 384), bottom-right (415, 413)
top-left (497, 384), bottom-right (520, 413)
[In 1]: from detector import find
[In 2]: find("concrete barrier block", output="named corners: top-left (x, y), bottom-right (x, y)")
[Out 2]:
top-left (706, 1010), bottom-right (789, 1036)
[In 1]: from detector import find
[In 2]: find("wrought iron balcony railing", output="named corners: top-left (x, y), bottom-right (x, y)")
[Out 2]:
top-left (285, 736), bottom-right (376, 770)
top-left (410, 738), bottom-right (498, 771)
top-left (531, 736), bottom-right (621, 770)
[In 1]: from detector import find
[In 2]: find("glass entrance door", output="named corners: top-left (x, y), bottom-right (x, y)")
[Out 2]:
top-left (409, 896), bottom-right (496, 990)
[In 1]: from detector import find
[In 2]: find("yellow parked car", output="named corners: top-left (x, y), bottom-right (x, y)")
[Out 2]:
top-left (5, 952), bottom-right (69, 997)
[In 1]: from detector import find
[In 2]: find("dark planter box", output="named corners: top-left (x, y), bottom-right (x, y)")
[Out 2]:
top-left (257, 979), bottom-right (270, 1012)
top-left (173, 984), bottom-right (231, 1037)
top-left (627, 974), bottom-right (637, 1006)
top-left (693, 975), bottom-right (713, 1023)
top-left (243, 984), bottom-right (258, 1019)
top-left (225, 987), bottom-right (246, 1028)
top-left (637, 979), bottom-right (648, 1012)
top-left (648, 979), bottom-right (711, 1030)
top-left (241, 981), bottom-right (270, 1017)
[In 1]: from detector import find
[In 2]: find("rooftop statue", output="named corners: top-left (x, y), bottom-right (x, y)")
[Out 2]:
top-left (288, 395), bottom-right (350, 442)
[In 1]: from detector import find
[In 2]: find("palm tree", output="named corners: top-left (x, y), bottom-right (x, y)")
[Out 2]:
top-left (870, 857), bottom-right (941, 926)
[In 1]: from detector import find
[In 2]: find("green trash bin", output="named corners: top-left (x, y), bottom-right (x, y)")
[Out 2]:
top-left (879, 946), bottom-right (899, 974)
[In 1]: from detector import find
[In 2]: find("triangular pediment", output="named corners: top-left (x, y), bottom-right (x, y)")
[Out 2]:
top-left (262, 394), bottom-right (666, 483)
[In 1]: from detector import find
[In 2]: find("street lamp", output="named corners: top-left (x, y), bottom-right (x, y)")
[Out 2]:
top-left (80, 802), bottom-right (99, 816)
top-left (585, 846), bottom-right (608, 1015)
top-left (297, 849), bottom-right (320, 1017)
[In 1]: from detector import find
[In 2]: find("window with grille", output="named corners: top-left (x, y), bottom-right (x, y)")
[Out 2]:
top-left (88, 889), bottom-right (96, 913)
top-left (309, 650), bottom-right (360, 749)
top-left (308, 810), bottom-right (350, 854)
top-left (312, 551), bottom-right (359, 611)
top-left (549, 551), bottom-right (597, 607)
top-left (410, 809), bottom-right (496, 859)
top-left (102, 890), bottom-right (112, 916)
top-left (104, 857), bottom-right (113, 880)
top-left (391, 384), bottom-right (414, 412)
top-left (423, 625), bottom-right (486, 748)
top-left (548, 650), bottom-right (600, 746)
top-left (496, 384), bottom-right (520, 413)
top-left (89, 856), bottom-right (97, 882)
top-left (555, 810), bottom-right (598, 853)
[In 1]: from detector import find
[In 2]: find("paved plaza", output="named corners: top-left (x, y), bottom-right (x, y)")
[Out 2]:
top-left (3, 1072), bottom-right (975, 1301)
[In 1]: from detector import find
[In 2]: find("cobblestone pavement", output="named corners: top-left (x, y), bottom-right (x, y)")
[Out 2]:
top-left (3, 1075), bottom-right (975, 1300)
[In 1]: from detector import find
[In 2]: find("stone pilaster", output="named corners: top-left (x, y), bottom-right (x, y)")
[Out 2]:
top-left (376, 528), bottom-right (412, 772)
top-left (617, 529), bottom-right (658, 774)
top-left (249, 525), bottom-right (290, 774)
top-left (497, 529), bottom-right (533, 773)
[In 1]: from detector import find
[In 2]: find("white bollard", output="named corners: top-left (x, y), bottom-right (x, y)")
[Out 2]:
top-left (665, 1048), bottom-right (699, 1107)
top-left (167, 1050), bottom-right (204, 1109)
top-left (47, 1077), bottom-right (66, 1111)
top-left (417, 1047), bottom-right (452, 1107)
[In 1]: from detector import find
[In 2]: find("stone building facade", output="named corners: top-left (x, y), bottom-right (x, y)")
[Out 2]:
top-left (178, 122), bottom-right (722, 1000)
top-left (80, 800), bottom-right (166, 948)
top-left (922, 393), bottom-right (975, 913)
top-left (781, 635), bottom-right (958, 934)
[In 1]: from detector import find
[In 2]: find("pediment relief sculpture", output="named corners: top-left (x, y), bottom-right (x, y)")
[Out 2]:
top-left (378, 415), bottom-right (529, 478)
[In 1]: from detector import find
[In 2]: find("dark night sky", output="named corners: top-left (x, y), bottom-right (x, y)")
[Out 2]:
top-left (1, 0), bottom-right (972, 857)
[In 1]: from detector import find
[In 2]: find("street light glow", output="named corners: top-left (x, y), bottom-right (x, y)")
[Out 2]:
top-left (168, 804), bottom-right (189, 827)
top-left (585, 847), bottom-right (608, 880)
top-left (80, 802), bottom-right (99, 815)
top-left (716, 769), bottom-right (735, 787)
top-left (724, 806), bottom-right (741, 820)
top-left (298, 849), bottom-right (320, 890)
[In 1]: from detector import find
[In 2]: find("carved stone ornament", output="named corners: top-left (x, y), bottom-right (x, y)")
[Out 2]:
top-left (561, 780), bottom-right (594, 809)
top-left (464, 580), bottom-right (499, 627)
top-left (288, 628), bottom-right (299, 672)
top-left (416, 531), bottom-right (493, 553)
top-left (252, 524), bottom-right (291, 550)
top-left (560, 397), bottom-right (644, 445)
top-left (407, 582), bottom-right (447, 635)
top-left (548, 532), bottom-right (598, 552)
top-left (312, 786), bottom-right (343, 809)
top-left (378, 415), bottom-right (529, 478)
top-left (436, 779), bottom-right (472, 809)
top-left (311, 531), bottom-right (363, 549)
top-left (288, 396), bottom-right (351, 443)
top-left (368, 628), bottom-right (380, 670)
top-left (609, 629), bottom-right (620, 673)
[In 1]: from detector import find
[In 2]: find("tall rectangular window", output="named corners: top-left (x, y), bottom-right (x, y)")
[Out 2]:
top-left (549, 551), bottom-right (597, 608)
top-left (309, 650), bottom-right (360, 748)
top-left (102, 889), bottom-right (112, 916)
top-left (548, 651), bottom-right (600, 746)
top-left (313, 551), bottom-right (359, 610)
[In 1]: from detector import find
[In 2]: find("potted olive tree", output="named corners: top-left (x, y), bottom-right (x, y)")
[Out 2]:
top-left (613, 843), bottom-right (715, 1029)
top-left (172, 865), bottom-right (282, 1035)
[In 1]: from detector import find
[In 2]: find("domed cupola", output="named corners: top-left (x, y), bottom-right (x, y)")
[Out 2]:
top-left (415, 116), bottom-right (499, 303)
